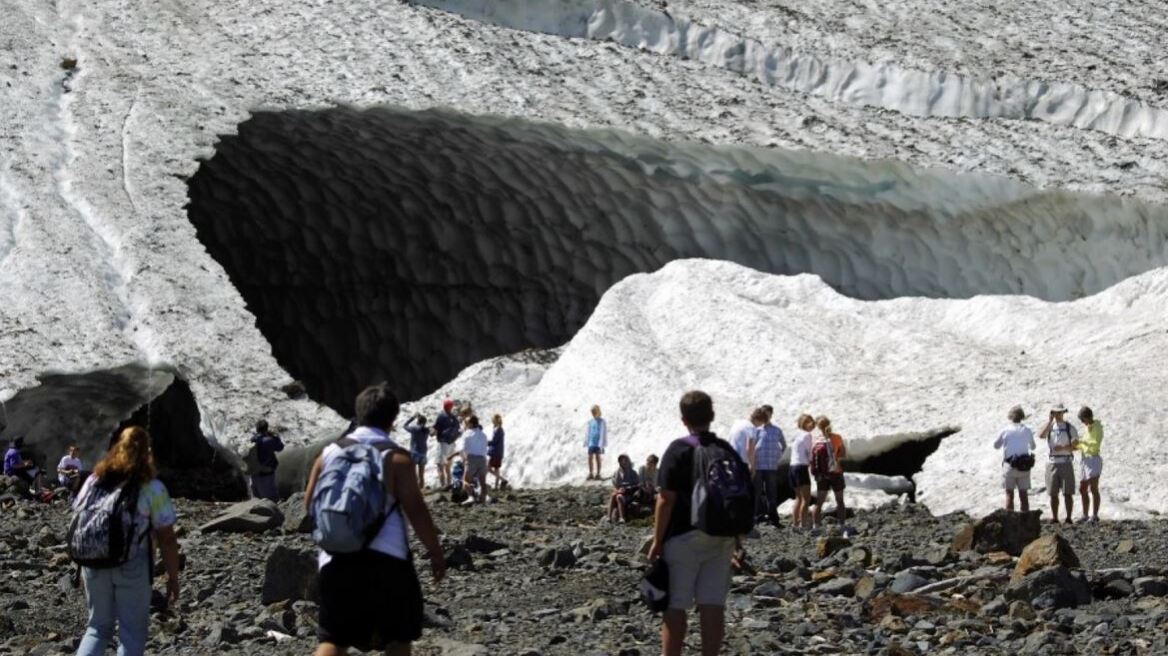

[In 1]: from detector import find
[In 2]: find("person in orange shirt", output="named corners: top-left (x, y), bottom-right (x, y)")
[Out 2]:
top-left (811, 416), bottom-right (848, 535)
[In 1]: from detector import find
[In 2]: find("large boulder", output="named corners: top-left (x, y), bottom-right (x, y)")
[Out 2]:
top-left (951, 509), bottom-right (1040, 556)
top-left (200, 499), bottom-right (284, 534)
top-left (1005, 566), bottom-right (1091, 610)
top-left (1012, 534), bottom-right (1080, 581)
top-left (261, 545), bottom-right (319, 604)
top-left (282, 492), bottom-right (313, 533)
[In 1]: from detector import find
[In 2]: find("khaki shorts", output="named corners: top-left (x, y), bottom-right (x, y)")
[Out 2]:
top-left (663, 530), bottom-right (735, 610)
top-left (1002, 463), bottom-right (1031, 491)
top-left (1045, 460), bottom-right (1075, 496)
top-left (438, 441), bottom-right (457, 462)
top-left (1080, 455), bottom-right (1103, 481)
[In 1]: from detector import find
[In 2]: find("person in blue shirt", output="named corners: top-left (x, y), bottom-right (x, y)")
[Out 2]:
top-left (404, 414), bottom-right (430, 488)
top-left (249, 420), bottom-right (285, 501)
top-left (487, 414), bottom-right (509, 491)
top-left (584, 405), bottom-right (608, 481)
top-left (4, 437), bottom-right (45, 497)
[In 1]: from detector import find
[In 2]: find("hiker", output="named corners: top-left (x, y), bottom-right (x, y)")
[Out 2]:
top-left (639, 454), bottom-right (659, 504)
top-left (57, 444), bottom-right (84, 496)
top-left (304, 383), bottom-right (446, 656)
top-left (487, 414), bottom-right (508, 491)
top-left (788, 415), bottom-right (815, 530)
top-left (433, 400), bottom-right (460, 490)
top-left (72, 426), bottom-right (181, 656)
top-left (3, 437), bottom-right (45, 497)
top-left (994, 405), bottom-right (1036, 512)
top-left (608, 454), bottom-right (641, 523)
top-left (459, 415), bottom-right (490, 505)
top-left (249, 420), bottom-right (285, 501)
top-left (727, 413), bottom-right (757, 462)
top-left (746, 407), bottom-right (784, 527)
top-left (585, 405), bottom-right (608, 480)
top-left (648, 391), bottom-right (752, 656)
top-left (810, 416), bottom-right (848, 534)
top-left (1039, 403), bottom-right (1079, 524)
top-left (403, 414), bottom-right (429, 488)
top-left (1074, 406), bottom-right (1104, 522)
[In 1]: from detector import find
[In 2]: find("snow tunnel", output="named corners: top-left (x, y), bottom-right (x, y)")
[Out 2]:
top-left (0, 365), bottom-right (246, 500)
top-left (187, 107), bottom-right (1168, 415)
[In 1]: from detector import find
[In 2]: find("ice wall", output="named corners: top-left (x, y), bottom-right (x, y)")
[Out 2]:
top-left (188, 107), bottom-right (1168, 410)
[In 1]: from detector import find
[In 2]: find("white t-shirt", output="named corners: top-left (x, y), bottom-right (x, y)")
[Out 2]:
top-left (994, 423), bottom-right (1035, 459)
top-left (57, 455), bottom-right (82, 485)
top-left (462, 428), bottom-right (489, 457)
top-left (728, 420), bottom-right (755, 461)
top-left (317, 427), bottom-right (408, 568)
top-left (790, 431), bottom-right (813, 466)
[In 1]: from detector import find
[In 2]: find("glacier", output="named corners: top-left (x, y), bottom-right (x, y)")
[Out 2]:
top-left (1, 0), bottom-right (1166, 512)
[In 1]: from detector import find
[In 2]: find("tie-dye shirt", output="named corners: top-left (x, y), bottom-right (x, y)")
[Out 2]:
top-left (74, 476), bottom-right (177, 561)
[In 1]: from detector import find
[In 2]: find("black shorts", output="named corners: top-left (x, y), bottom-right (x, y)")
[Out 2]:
top-left (816, 473), bottom-right (845, 493)
top-left (318, 551), bottom-right (423, 649)
top-left (788, 465), bottom-right (811, 489)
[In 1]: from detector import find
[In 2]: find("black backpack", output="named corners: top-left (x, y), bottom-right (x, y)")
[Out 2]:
top-left (685, 434), bottom-right (756, 537)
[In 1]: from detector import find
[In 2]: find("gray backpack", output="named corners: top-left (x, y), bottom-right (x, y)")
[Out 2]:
top-left (311, 439), bottom-right (399, 554)
top-left (67, 479), bottom-right (142, 568)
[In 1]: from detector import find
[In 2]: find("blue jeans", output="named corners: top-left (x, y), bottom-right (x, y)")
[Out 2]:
top-left (77, 556), bottom-right (151, 656)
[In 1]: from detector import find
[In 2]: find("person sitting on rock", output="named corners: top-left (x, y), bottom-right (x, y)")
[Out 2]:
top-left (994, 405), bottom-right (1036, 512)
top-left (403, 413), bottom-right (429, 488)
top-left (638, 454), bottom-right (659, 504)
top-left (1039, 403), bottom-right (1078, 524)
top-left (608, 454), bottom-right (641, 523)
top-left (3, 437), bottom-right (45, 498)
top-left (585, 405), bottom-right (608, 481)
top-left (249, 420), bottom-right (284, 501)
top-left (458, 416), bottom-right (490, 505)
top-left (1073, 406), bottom-right (1104, 523)
top-left (487, 414), bottom-right (509, 491)
top-left (57, 444), bottom-right (84, 496)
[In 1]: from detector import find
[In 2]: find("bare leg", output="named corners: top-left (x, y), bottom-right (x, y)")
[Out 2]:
top-left (662, 609), bottom-right (687, 656)
top-left (1005, 490), bottom-right (1015, 511)
top-left (800, 487), bottom-right (813, 527)
top-left (791, 494), bottom-right (802, 528)
top-left (1063, 494), bottom-right (1074, 522)
top-left (812, 489), bottom-right (827, 527)
top-left (1079, 481), bottom-right (1090, 519)
top-left (697, 605), bottom-right (725, 656)
top-left (1090, 479), bottom-right (1101, 519)
top-left (416, 464), bottom-right (425, 488)
top-left (1050, 493), bottom-right (1059, 522)
top-left (1019, 490), bottom-right (1029, 513)
top-left (834, 488), bottom-right (847, 523)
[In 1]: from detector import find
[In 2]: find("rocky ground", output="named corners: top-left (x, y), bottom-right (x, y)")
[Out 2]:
top-left (1, 485), bottom-right (1167, 655)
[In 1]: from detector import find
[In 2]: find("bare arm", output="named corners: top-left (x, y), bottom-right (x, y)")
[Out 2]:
top-left (746, 437), bottom-right (757, 472)
top-left (303, 456), bottom-right (323, 513)
top-left (153, 524), bottom-right (181, 606)
top-left (389, 452), bottom-right (446, 583)
top-left (647, 489), bottom-right (677, 561)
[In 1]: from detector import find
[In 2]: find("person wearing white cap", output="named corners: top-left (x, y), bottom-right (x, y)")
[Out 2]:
top-left (1038, 403), bottom-right (1079, 524)
top-left (994, 406), bottom-right (1036, 512)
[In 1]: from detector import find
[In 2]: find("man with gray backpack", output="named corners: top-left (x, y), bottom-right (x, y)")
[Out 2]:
top-left (648, 391), bottom-right (754, 656)
top-left (304, 383), bottom-right (447, 656)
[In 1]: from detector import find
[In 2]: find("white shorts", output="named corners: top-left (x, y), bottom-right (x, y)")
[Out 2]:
top-left (1080, 455), bottom-right (1103, 481)
top-left (438, 442), bottom-right (457, 462)
top-left (663, 530), bottom-right (735, 610)
top-left (1002, 464), bottom-right (1031, 491)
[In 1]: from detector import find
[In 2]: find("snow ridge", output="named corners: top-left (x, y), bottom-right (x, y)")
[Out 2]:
top-left (413, 0), bottom-right (1168, 141)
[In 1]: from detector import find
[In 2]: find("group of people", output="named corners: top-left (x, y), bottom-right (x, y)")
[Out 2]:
top-left (3, 437), bottom-right (87, 501)
top-left (403, 399), bottom-right (508, 505)
top-left (994, 403), bottom-right (1105, 523)
top-left (600, 403), bottom-right (852, 535)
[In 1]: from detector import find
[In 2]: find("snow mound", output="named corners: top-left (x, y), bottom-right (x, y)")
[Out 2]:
top-left (439, 259), bottom-right (1168, 518)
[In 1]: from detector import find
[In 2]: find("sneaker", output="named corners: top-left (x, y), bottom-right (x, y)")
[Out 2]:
top-left (1063, 517), bottom-right (1074, 525)
top-left (460, 498), bottom-right (476, 507)
top-left (1090, 516), bottom-right (1100, 523)
top-left (1076, 516), bottom-right (1091, 524)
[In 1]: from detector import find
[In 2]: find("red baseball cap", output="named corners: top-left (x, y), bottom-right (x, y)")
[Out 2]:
top-left (443, 399), bottom-right (454, 410)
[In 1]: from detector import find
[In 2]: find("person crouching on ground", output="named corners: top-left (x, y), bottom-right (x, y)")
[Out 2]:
top-left (404, 413), bottom-right (429, 488)
top-left (1040, 403), bottom-right (1078, 524)
top-left (648, 391), bottom-right (738, 656)
top-left (1074, 406), bottom-right (1104, 522)
top-left (585, 405), bottom-right (608, 480)
top-left (304, 383), bottom-right (446, 656)
top-left (994, 405), bottom-right (1036, 512)
top-left (459, 416), bottom-right (490, 505)
top-left (788, 415), bottom-right (815, 530)
top-left (73, 427), bottom-right (181, 656)
top-left (249, 420), bottom-right (284, 501)
top-left (810, 416), bottom-right (848, 534)
top-left (488, 414), bottom-right (509, 491)
top-left (608, 454), bottom-right (640, 523)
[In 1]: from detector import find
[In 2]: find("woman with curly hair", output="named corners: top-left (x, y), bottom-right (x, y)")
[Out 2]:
top-left (74, 426), bottom-right (181, 656)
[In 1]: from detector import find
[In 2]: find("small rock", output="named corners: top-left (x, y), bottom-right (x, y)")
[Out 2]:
top-left (889, 572), bottom-right (930, 594)
top-left (464, 535), bottom-right (508, 554)
top-left (1099, 578), bottom-right (1134, 599)
top-left (539, 548), bottom-right (577, 569)
top-left (1133, 576), bottom-right (1168, 597)
top-left (816, 536), bottom-right (851, 559)
top-left (1116, 539), bottom-right (1137, 554)
top-left (445, 546), bottom-right (475, 570)
top-left (818, 577), bottom-right (856, 596)
top-left (1013, 534), bottom-right (1080, 581)
top-left (1006, 566), bottom-right (1091, 610)
top-left (1007, 600), bottom-right (1035, 620)
top-left (951, 509), bottom-right (1040, 556)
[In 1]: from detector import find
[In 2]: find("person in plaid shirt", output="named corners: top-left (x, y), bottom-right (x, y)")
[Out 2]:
top-left (747, 407), bottom-right (787, 527)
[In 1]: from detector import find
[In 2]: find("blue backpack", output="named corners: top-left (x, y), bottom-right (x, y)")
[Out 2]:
top-left (685, 434), bottom-right (755, 537)
top-left (311, 439), bottom-right (399, 554)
